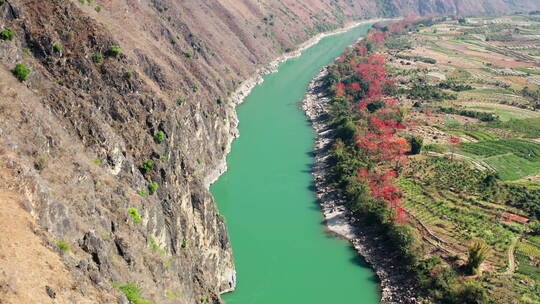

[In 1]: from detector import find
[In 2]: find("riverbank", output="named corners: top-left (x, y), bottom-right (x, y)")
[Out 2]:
top-left (302, 68), bottom-right (420, 304)
top-left (205, 18), bottom-right (385, 188)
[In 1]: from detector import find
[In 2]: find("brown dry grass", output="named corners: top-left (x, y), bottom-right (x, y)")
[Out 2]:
top-left (494, 76), bottom-right (538, 90)
top-left (410, 47), bottom-right (481, 69)
top-left (0, 191), bottom-right (94, 304)
top-left (440, 40), bottom-right (533, 68)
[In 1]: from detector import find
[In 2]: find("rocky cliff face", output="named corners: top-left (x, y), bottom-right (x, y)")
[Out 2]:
top-left (0, 0), bottom-right (539, 303)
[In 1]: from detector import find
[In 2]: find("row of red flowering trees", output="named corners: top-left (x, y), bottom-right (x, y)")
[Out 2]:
top-left (328, 23), bottom-right (417, 224)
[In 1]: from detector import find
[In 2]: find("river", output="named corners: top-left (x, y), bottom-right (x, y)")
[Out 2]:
top-left (210, 23), bottom-right (380, 304)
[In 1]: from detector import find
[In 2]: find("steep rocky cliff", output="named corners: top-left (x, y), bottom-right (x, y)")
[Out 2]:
top-left (1, 0), bottom-right (539, 303)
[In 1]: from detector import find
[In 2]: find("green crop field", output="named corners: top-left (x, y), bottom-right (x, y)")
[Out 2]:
top-left (484, 154), bottom-right (540, 180)
top-left (460, 139), bottom-right (540, 180)
top-left (488, 118), bottom-right (540, 138)
top-left (464, 105), bottom-right (539, 121)
top-left (445, 129), bottom-right (500, 141)
top-left (465, 130), bottom-right (500, 140)
top-left (461, 139), bottom-right (540, 159)
top-left (516, 242), bottom-right (540, 280)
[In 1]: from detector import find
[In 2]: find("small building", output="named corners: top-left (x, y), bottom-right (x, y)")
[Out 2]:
top-left (500, 212), bottom-right (529, 224)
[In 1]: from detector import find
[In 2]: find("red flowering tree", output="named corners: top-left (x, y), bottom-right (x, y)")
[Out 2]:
top-left (448, 136), bottom-right (461, 160)
top-left (335, 82), bottom-right (346, 97)
top-left (358, 168), bottom-right (407, 223)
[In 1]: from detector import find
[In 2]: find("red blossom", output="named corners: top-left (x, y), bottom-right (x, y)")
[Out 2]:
top-left (395, 206), bottom-right (407, 224)
top-left (389, 23), bottom-right (406, 34)
top-left (357, 168), bottom-right (407, 223)
top-left (356, 45), bottom-right (368, 57)
top-left (448, 136), bottom-right (461, 145)
top-left (367, 32), bottom-right (386, 47)
top-left (368, 55), bottom-right (386, 65)
top-left (349, 82), bottom-right (362, 93)
top-left (335, 82), bottom-right (346, 97)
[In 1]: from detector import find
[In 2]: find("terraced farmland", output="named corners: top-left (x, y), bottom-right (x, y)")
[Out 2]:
top-left (383, 14), bottom-right (540, 302)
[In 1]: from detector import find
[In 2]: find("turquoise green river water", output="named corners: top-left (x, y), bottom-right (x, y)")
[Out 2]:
top-left (210, 23), bottom-right (380, 304)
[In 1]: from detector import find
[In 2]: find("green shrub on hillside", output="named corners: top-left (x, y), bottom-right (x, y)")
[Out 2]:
top-left (216, 98), bottom-right (226, 105)
top-left (148, 181), bottom-right (158, 195)
top-left (149, 236), bottom-right (166, 254)
top-left (53, 43), bottom-right (63, 53)
top-left (438, 80), bottom-right (473, 91)
top-left (406, 83), bottom-right (457, 101)
top-left (407, 136), bottom-right (423, 155)
top-left (465, 239), bottom-right (490, 275)
top-left (34, 157), bottom-right (46, 171)
top-left (454, 282), bottom-right (490, 304)
top-left (112, 283), bottom-right (150, 304)
top-left (91, 52), bottom-right (104, 63)
top-left (438, 107), bottom-right (499, 122)
top-left (396, 54), bottom-right (436, 64)
top-left (384, 36), bottom-right (412, 50)
top-left (407, 157), bottom-right (496, 194)
top-left (128, 208), bottom-right (142, 224)
top-left (139, 160), bottom-right (155, 174)
top-left (530, 222), bottom-right (540, 235)
top-left (109, 45), bottom-right (121, 57)
top-left (154, 130), bottom-right (166, 144)
top-left (415, 256), bottom-right (458, 302)
top-left (0, 28), bottom-right (14, 40)
top-left (12, 63), bottom-right (31, 81)
top-left (56, 240), bottom-right (70, 253)
top-left (387, 223), bottom-right (420, 265)
top-left (498, 184), bottom-right (540, 220)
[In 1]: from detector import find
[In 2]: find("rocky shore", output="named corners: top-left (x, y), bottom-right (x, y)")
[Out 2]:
top-left (302, 68), bottom-right (420, 304)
